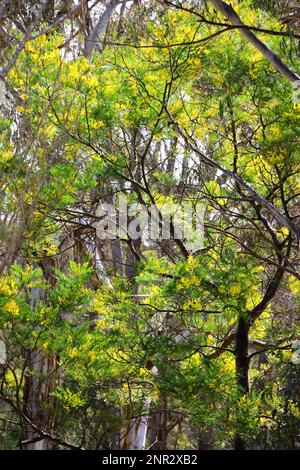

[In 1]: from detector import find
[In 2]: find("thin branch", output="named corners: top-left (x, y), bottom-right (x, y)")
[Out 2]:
top-left (164, 106), bottom-right (300, 240)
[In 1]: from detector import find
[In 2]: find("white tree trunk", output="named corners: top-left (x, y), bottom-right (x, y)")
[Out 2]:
top-left (120, 398), bottom-right (151, 450)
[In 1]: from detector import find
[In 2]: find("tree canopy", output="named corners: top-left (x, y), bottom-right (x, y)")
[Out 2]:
top-left (0, 0), bottom-right (299, 451)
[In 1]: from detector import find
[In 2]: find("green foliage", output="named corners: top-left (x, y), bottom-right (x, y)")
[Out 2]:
top-left (0, 0), bottom-right (299, 450)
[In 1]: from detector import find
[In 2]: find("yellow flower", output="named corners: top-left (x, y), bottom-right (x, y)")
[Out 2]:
top-left (145, 72), bottom-right (158, 83)
top-left (69, 62), bottom-right (81, 80)
top-left (277, 227), bottom-right (289, 240)
top-left (0, 149), bottom-right (14, 163)
top-left (45, 49), bottom-right (61, 66)
top-left (16, 105), bottom-right (25, 113)
top-left (92, 120), bottom-right (105, 129)
top-left (229, 284), bottom-right (241, 296)
top-left (0, 278), bottom-right (14, 296)
top-left (190, 274), bottom-right (201, 287)
top-left (183, 299), bottom-right (203, 311)
top-left (105, 83), bottom-right (118, 94)
top-left (246, 290), bottom-right (261, 310)
top-left (4, 300), bottom-right (19, 315)
top-left (253, 265), bottom-right (265, 273)
top-left (269, 125), bottom-right (282, 140)
top-left (68, 348), bottom-right (79, 358)
top-left (187, 256), bottom-right (197, 271)
top-left (177, 274), bottom-right (200, 289)
top-left (85, 75), bottom-right (99, 88)
top-left (78, 57), bottom-right (90, 73)
top-left (289, 276), bottom-right (300, 297)
top-left (267, 150), bottom-right (286, 165)
top-left (5, 370), bottom-right (16, 387)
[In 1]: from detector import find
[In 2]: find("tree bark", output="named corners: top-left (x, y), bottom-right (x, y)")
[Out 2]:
top-left (84, 0), bottom-right (118, 57)
top-left (22, 258), bottom-right (58, 450)
top-left (235, 316), bottom-right (250, 395)
top-left (234, 315), bottom-right (250, 450)
top-left (149, 402), bottom-right (169, 450)
top-left (120, 398), bottom-right (151, 450)
top-left (22, 350), bottom-right (58, 450)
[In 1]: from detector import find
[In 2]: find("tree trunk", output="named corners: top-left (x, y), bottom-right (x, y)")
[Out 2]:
top-left (235, 316), bottom-right (250, 394)
top-left (21, 259), bottom-right (58, 450)
top-left (22, 351), bottom-right (58, 449)
top-left (234, 314), bottom-right (250, 450)
top-left (149, 402), bottom-right (168, 450)
top-left (84, 0), bottom-right (118, 57)
top-left (120, 398), bottom-right (151, 450)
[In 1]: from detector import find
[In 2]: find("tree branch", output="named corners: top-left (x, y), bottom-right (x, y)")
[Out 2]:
top-left (209, 0), bottom-right (300, 84)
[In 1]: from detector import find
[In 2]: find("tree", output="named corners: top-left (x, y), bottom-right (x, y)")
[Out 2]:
top-left (0, 0), bottom-right (299, 450)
